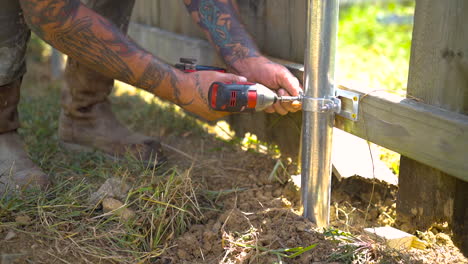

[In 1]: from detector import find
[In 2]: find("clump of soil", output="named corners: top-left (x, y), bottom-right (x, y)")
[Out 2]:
top-left (163, 185), bottom-right (334, 263)
top-left (165, 207), bottom-right (333, 263)
top-left (160, 138), bottom-right (337, 263)
top-left (330, 175), bottom-right (398, 228)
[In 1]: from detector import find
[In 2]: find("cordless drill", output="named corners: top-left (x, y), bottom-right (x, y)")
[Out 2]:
top-left (208, 82), bottom-right (301, 112)
top-left (175, 58), bottom-right (301, 112)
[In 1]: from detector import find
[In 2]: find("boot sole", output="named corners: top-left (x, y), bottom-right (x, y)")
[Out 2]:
top-left (59, 140), bottom-right (167, 168)
top-left (59, 141), bottom-right (120, 161)
top-left (59, 141), bottom-right (95, 153)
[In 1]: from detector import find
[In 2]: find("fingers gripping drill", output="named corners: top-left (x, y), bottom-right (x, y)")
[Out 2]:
top-left (175, 58), bottom-right (302, 113)
top-left (208, 82), bottom-right (302, 112)
top-left (208, 81), bottom-right (342, 114)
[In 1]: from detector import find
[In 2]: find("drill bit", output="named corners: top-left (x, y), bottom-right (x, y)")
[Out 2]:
top-left (278, 95), bottom-right (302, 103)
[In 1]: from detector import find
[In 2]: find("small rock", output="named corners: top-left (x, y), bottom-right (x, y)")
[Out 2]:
top-left (273, 188), bottom-right (282, 197)
top-left (427, 231), bottom-right (436, 240)
top-left (282, 182), bottom-right (300, 201)
top-left (211, 221), bottom-right (221, 232)
top-left (177, 249), bottom-right (190, 260)
top-left (1, 253), bottom-right (25, 264)
top-left (203, 231), bottom-right (215, 241)
top-left (15, 215), bottom-right (31, 226)
top-left (102, 198), bottom-right (135, 221)
top-left (202, 241), bottom-right (212, 252)
top-left (89, 178), bottom-right (130, 205)
top-left (5, 230), bottom-right (17, 241)
top-left (399, 223), bottom-right (414, 233)
top-left (296, 222), bottom-right (307, 232)
top-left (436, 233), bottom-right (451, 245)
top-left (432, 222), bottom-right (449, 232)
top-left (368, 208), bottom-right (379, 220)
top-left (102, 198), bottom-right (123, 212)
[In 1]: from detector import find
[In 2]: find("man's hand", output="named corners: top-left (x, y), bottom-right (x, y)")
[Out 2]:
top-left (231, 56), bottom-right (303, 115)
top-left (179, 71), bottom-right (247, 121)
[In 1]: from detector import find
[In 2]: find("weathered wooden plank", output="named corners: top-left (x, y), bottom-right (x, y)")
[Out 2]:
top-left (334, 86), bottom-right (468, 181)
top-left (128, 23), bottom-right (468, 183)
top-left (397, 0), bottom-right (468, 254)
top-left (158, 1), bottom-right (205, 39)
top-left (406, 1), bottom-right (468, 114)
top-left (129, 23), bottom-right (224, 67)
top-left (263, 0), bottom-right (292, 59)
top-left (131, 0), bottom-right (155, 26)
top-left (288, 0), bottom-right (307, 62)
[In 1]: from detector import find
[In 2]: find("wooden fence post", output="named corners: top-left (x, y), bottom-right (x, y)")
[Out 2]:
top-left (397, 0), bottom-right (468, 254)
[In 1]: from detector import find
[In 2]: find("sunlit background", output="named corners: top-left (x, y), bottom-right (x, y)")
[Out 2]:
top-left (337, 0), bottom-right (414, 95)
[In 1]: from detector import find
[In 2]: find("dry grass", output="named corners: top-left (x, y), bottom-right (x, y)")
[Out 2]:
top-left (1, 158), bottom-right (204, 263)
top-left (0, 39), bottom-right (207, 263)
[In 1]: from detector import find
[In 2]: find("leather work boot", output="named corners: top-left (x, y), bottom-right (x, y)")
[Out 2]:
top-left (0, 79), bottom-right (49, 194)
top-left (58, 59), bottom-right (166, 167)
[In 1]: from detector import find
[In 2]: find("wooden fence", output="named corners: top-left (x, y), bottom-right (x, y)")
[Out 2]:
top-left (129, 0), bottom-right (467, 253)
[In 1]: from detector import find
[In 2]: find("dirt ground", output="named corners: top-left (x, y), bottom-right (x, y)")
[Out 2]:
top-left (159, 137), bottom-right (335, 263)
top-left (1, 49), bottom-right (467, 264)
top-left (158, 134), bottom-right (467, 263)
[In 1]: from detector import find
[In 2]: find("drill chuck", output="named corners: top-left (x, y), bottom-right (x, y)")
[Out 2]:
top-left (208, 81), bottom-right (300, 113)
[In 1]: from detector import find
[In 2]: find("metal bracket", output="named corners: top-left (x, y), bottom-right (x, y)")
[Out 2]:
top-left (301, 89), bottom-right (360, 122)
top-left (335, 88), bottom-right (360, 121)
top-left (302, 96), bottom-right (341, 113)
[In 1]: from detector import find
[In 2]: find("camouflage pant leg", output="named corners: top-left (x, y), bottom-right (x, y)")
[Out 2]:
top-left (0, 0), bottom-right (30, 86)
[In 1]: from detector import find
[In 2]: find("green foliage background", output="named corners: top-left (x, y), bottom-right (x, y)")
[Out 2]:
top-left (337, 1), bottom-right (415, 93)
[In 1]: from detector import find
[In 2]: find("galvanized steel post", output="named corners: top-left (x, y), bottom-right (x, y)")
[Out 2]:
top-left (301, 0), bottom-right (339, 227)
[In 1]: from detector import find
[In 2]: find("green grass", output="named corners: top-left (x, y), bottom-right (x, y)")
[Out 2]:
top-left (323, 228), bottom-right (421, 264)
top-left (337, 1), bottom-right (414, 93)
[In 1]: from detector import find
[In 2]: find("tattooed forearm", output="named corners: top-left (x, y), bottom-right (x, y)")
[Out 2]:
top-left (136, 63), bottom-right (164, 92)
top-left (169, 67), bottom-right (193, 106)
top-left (194, 73), bottom-right (216, 113)
top-left (19, 0), bottom-right (189, 104)
top-left (52, 15), bottom-right (135, 81)
top-left (194, 73), bottom-right (205, 101)
top-left (184, 0), bottom-right (260, 66)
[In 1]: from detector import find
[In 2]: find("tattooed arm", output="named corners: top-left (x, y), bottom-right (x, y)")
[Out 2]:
top-left (19, 0), bottom-right (244, 120)
top-left (184, 0), bottom-right (302, 114)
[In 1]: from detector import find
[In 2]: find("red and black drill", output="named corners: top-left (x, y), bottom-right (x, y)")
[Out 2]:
top-left (176, 58), bottom-right (301, 112)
